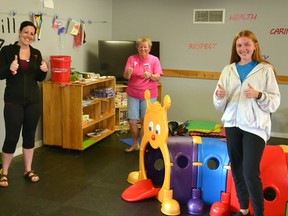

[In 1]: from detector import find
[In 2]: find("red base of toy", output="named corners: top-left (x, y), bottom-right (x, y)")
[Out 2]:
top-left (122, 179), bottom-right (160, 202)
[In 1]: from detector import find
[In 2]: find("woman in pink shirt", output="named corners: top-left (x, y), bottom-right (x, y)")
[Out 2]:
top-left (123, 36), bottom-right (163, 152)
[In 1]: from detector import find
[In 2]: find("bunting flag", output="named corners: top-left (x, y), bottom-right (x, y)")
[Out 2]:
top-left (33, 14), bottom-right (43, 40)
top-left (52, 16), bottom-right (61, 29)
top-left (73, 22), bottom-right (86, 48)
top-left (66, 19), bottom-right (80, 35)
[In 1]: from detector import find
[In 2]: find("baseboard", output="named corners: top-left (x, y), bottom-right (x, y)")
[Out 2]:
top-left (14, 140), bottom-right (43, 157)
top-left (270, 132), bottom-right (288, 139)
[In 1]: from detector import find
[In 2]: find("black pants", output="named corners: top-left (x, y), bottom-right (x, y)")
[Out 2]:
top-left (225, 127), bottom-right (265, 216)
top-left (2, 102), bottom-right (41, 154)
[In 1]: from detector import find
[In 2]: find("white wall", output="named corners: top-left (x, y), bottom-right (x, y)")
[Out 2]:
top-left (112, 0), bottom-right (288, 138)
top-left (0, 0), bottom-right (113, 154)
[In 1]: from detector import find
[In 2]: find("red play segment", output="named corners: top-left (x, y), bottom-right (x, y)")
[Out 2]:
top-left (122, 179), bottom-right (160, 202)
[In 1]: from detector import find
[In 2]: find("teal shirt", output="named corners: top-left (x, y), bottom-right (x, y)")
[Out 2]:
top-left (236, 60), bottom-right (259, 83)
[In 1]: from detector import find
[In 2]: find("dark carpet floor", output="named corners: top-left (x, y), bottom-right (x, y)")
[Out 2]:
top-left (0, 132), bottom-right (287, 216)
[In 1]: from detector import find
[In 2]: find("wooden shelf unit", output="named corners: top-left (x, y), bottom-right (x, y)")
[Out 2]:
top-left (42, 78), bottom-right (116, 150)
top-left (115, 83), bottom-right (162, 131)
top-left (115, 84), bottom-right (129, 131)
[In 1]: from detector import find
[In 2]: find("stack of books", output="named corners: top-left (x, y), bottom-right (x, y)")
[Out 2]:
top-left (115, 91), bottom-right (127, 107)
top-left (90, 87), bottom-right (115, 98)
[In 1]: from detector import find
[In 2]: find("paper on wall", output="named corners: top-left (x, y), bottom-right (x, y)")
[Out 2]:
top-left (44, 0), bottom-right (54, 9)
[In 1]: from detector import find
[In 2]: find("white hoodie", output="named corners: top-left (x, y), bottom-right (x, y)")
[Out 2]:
top-left (213, 62), bottom-right (280, 142)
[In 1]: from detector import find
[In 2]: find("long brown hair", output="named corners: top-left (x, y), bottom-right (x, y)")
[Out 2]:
top-left (230, 30), bottom-right (275, 73)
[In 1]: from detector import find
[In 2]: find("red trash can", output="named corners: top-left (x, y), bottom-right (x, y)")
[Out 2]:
top-left (50, 56), bottom-right (71, 83)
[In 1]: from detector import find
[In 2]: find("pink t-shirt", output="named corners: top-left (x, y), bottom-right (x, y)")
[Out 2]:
top-left (125, 54), bottom-right (163, 100)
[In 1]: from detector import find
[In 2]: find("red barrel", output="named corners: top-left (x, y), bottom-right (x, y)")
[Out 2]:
top-left (50, 56), bottom-right (71, 83)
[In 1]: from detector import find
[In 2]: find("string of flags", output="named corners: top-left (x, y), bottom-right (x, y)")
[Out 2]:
top-left (1, 10), bottom-right (106, 25)
top-left (52, 16), bottom-right (86, 48)
top-left (0, 10), bottom-right (106, 48)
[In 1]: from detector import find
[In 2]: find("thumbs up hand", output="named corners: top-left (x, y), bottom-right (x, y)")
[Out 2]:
top-left (244, 83), bottom-right (258, 99)
top-left (216, 84), bottom-right (226, 99)
top-left (40, 60), bottom-right (48, 72)
top-left (126, 67), bottom-right (133, 79)
top-left (10, 55), bottom-right (19, 75)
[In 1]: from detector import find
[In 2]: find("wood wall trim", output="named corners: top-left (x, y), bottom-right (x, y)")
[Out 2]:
top-left (163, 69), bottom-right (288, 84)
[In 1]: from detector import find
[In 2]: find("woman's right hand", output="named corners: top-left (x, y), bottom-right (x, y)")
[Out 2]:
top-left (126, 67), bottom-right (133, 79)
top-left (216, 84), bottom-right (226, 99)
top-left (10, 55), bottom-right (19, 72)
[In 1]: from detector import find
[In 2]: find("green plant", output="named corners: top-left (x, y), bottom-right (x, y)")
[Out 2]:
top-left (70, 68), bottom-right (81, 81)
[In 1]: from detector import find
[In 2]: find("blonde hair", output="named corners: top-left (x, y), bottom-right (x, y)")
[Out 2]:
top-left (136, 36), bottom-right (152, 49)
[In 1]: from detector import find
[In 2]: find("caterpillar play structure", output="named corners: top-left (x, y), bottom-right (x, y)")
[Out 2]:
top-left (122, 90), bottom-right (288, 216)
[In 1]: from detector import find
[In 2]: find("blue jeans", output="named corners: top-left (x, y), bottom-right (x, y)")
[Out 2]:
top-left (127, 96), bottom-right (156, 120)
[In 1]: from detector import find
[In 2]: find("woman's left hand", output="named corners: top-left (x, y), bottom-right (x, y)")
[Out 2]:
top-left (40, 60), bottom-right (48, 72)
top-left (244, 83), bottom-right (258, 99)
top-left (144, 71), bottom-right (152, 79)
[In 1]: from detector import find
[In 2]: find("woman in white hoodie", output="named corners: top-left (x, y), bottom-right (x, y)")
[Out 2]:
top-left (213, 30), bottom-right (280, 216)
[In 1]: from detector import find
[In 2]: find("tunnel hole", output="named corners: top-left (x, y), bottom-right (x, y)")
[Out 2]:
top-left (207, 157), bottom-right (220, 170)
top-left (177, 155), bottom-right (189, 169)
top-left (264, 187), bottom-right (277, 201)
top-left (154, 158), bottom-right (164, 171)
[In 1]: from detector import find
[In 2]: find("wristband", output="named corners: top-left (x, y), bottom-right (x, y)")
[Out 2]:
top-left (256, 92), bottom-right (262, 100)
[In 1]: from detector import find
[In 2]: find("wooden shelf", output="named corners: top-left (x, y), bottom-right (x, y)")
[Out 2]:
top-left (43, 78), bottom-right (116, 150)
top-left (82, 129), bottom-right (114, 149)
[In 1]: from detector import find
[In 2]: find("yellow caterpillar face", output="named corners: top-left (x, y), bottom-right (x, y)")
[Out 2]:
top-left (143, 90), bottom-right (171, 149)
